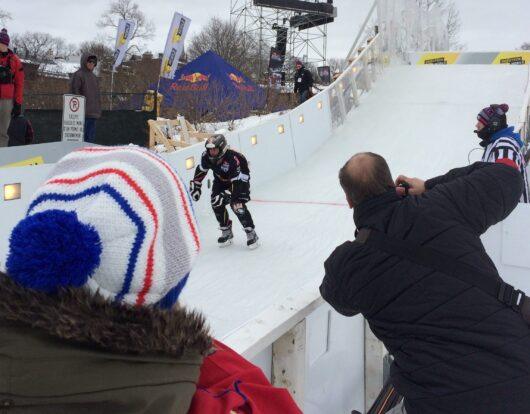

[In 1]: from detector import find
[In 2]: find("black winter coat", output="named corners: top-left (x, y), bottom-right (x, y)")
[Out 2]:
top-left (321, 162), bottom-right (530, 414)
top-left (293, 67), bottom-right (313, 93)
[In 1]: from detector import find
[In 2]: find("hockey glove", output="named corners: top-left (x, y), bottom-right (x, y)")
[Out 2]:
top-left (231, 180), bottom-right (250, 203)
top-left (189, 180), bottom-right (202, 201)
top-left (212, 190), bottom-right (231, 208)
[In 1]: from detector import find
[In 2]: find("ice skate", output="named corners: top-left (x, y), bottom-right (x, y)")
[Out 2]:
top-left (218, 226), bottom-right (233, 247)
top-left (245, 227), bottom-right (259, 250)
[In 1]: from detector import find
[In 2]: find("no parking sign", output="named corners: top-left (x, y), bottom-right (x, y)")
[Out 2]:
top-left (62, 94), bottom-right (86, 142)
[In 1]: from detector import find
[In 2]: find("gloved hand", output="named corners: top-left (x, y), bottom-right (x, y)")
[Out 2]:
top-left (231, 181), bottom-right (250, 203)
top-left (189, 180), bottom-right (202, 201)
top-left (11, 103), bottom-right (21, 118)
top-left (211, 190), bottom-right (231, 208)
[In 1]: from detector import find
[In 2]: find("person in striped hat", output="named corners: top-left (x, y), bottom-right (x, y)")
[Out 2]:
top-left (0, 145), bottom-right (302, 414)
top-left (0, 145), bottom-right (210, 413)
top-left (474, 103), bottom-right (529, 203)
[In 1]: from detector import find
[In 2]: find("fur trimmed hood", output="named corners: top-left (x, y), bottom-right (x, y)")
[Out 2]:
top-left (0, 272), bottom-right (212, 357)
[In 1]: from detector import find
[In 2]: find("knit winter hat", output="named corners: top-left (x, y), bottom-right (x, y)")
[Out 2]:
top-left (0, 29), bottom-right (9, 47)
top-left (6, 146), bottom-right (201, 309)
top-left (477, 103), bottom-right (509, 129)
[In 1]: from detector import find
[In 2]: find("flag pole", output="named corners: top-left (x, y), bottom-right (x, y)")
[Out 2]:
top-left (110, 69), bottom-right (115, 111)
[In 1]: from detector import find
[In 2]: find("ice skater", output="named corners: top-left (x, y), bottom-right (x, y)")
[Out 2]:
top-left (189, 134), bottom-right (259, 249)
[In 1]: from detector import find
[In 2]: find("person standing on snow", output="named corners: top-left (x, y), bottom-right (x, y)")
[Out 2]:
top-left (189, 134), bottom-right (259, 249)
top-left (0, 28), bottom-right (24, 148)
top-left (293, 59), bottom-right (313, 104)
top-left (71, 53), bottom-right (101, 143)
top-left (474, 103), bottom-right (529, 202)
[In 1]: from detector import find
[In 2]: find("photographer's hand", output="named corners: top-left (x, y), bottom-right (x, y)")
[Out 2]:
top-left (395, 175), bottom-right (426, 196)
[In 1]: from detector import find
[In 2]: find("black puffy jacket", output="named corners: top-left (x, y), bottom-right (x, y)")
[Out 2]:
top-left (321, 163), bottom-right (530, 414)
top-left (293, 67), bottom-right (313, 93)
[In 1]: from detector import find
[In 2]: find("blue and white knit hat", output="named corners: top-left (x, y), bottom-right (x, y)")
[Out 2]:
top-left (6, 146), bottom-right (201, 308)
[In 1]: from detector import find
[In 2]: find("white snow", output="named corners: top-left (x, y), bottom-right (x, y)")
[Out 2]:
top-left (179, 64), bottom-right (529, 342)
top-left (197, 111), bottom-right (284, 134)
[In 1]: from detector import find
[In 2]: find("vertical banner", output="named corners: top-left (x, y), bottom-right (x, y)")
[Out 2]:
top-left (160, 12), bottom-right (191, 79)
top-left (113, 19), bottom-right (136, 71)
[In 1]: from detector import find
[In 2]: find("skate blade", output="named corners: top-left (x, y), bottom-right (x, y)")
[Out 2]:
top-left (218, 239), bottom-right (233, 248)
top-left (247, 241), bottom-right (260, 250)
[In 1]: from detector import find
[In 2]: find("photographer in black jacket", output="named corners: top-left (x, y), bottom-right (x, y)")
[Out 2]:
top-left (321, 152), bottom-right (530, 414)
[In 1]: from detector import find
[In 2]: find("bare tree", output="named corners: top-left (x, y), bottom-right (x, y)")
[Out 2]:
top-left (0, 8), bottom-right (11, 26)
top-left (79, 40), bottom-right (115, 72)
top-left (12, 32), bottom-right (76, 63)
top-left (521, 42), bottom-right (530, 51)
top-left (188, 17), bottom-right (268, 81)
top-left (97, 0), bottom-right (155, 54)
top-left (416, 0), bottom-right (463, 49)
top-left (328, 58), bottom-right (348, 73)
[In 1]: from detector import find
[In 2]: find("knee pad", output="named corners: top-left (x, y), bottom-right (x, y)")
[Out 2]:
top-left (231, 203), bottom-right (246, 216)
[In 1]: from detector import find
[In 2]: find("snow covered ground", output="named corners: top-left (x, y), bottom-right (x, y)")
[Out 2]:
top-left (179, 64), bottom-right (529, 341)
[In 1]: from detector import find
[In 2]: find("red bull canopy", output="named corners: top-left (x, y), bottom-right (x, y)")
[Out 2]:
top-left (159, 50), bottom-right (265, 120)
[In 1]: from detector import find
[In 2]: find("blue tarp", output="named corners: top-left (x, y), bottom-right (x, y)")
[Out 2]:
top-left (158, 51), bottom-right (265, 121)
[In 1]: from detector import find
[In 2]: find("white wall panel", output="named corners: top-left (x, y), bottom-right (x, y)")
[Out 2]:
top-left (289, 93), bottom-right (333, 164)
top-left (237, 113), bottom-right (297, 187)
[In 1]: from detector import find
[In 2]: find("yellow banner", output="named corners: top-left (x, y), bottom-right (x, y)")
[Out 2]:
top-left (492, 52), bottom-right (530, 65)
top-left (417, 52), bottom-right (460, 65)
top-left (1, 156), bottom-right (45, 168)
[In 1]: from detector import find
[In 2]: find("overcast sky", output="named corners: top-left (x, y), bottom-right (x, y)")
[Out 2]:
top-left (3, 0), bottom-right (530, 59)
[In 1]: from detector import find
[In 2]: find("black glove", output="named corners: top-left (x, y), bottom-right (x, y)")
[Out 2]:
top-left (211, 190), bottom-right (231, 208)
top-left (231, 180), bottom-right (250, 203)
top-left (189, 180), bottom-right (202, 201)
top-left (11, 103), bottom-right (21, 118)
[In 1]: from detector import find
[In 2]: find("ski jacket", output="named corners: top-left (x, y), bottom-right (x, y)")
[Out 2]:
top-left (481, 126), bottom-right (529, 203)
top-left (0, 50), bottom-right (24, 104)
top-left (293, 66), bottom-right (313, 93)
top-left (189, 340), bottom-right (302, 414)
top-left (321, 163), bottom-right (530, 414)
top-left (71, 53), bottom-right (102, 119)
top-left (0, 271), bottom-right (211, 413)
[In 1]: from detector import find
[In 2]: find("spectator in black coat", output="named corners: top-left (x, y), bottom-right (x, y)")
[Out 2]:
top-left (320, 152), bottom-right (530, 414)
top-left (293, 60), bottom-right (313, 104)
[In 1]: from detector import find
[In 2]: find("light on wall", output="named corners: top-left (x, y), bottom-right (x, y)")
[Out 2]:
top-left (250, 135), bottom-right (258, 145)
top-left (277, 124), bottom-right (285, 134)
top-left (317, 101), bottom-right (323, 110)
top-left (185, 157), bottom-right (195, 170)
top-left (340, 82), bottom-right (344, 90)
top-left (352, 66), bottom-right (358, 73)
top-left (298, 114), bottom-right (304, 124)
top-left (4, 183), bottom-right (21, 201)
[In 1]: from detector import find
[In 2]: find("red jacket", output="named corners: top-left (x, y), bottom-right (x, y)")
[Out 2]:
top-left (189, 340), bottom-right (302, 414)
top-left (0, 50), bottom-right (24, 104)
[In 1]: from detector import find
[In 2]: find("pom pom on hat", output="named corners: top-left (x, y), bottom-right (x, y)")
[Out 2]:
top-left (7, 210), bottom-right (102, 293)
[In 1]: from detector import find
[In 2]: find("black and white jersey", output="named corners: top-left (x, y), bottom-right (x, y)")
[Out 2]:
top-left (482, 136), bottom-right (529, 203)
top-left (194, 149), bottom-right (250, 184)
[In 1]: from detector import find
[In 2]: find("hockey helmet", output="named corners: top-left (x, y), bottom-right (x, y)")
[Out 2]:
top-left (205, 134), bottom-right (228, 164)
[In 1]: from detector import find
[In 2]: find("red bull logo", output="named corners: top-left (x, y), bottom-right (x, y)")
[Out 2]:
top-left (229, 73), bottom-right (245, 84)
top-left (179, 72), bottom-right (210, 83)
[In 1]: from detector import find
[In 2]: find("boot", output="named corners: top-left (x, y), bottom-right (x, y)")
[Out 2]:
top-left (245, 227), bottom-right (259, 250)
top-left (218, 226), bottom-right (233, 247)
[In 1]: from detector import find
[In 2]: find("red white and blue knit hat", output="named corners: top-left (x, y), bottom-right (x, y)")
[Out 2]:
top-left (6, 146), bottom-right (201, 309)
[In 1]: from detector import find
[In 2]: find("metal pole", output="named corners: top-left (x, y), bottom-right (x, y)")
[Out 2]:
top-left (110, 70), bottom-right (115, 111)
top-left (154, 75), bottom-right (161, 119)
top-left (346, 0), bottom-right (377, 60)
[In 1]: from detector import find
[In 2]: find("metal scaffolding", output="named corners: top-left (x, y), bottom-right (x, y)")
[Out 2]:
top-left (230, 0), bottom-right (329, 80)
